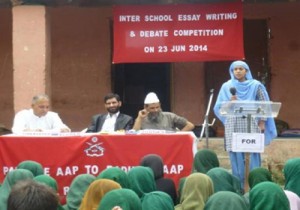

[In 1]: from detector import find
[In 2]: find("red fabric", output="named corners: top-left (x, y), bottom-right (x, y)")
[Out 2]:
top-left (0, 134), bottom-right (194, 202)
top-left (113, 2), bottom-right (244, 63)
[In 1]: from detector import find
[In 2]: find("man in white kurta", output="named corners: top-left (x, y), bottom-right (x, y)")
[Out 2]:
top-left (12, 94), bottom-right (70, 134)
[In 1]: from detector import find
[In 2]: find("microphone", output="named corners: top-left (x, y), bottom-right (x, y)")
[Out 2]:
top-left (230, 87), bottom-right (236, 96)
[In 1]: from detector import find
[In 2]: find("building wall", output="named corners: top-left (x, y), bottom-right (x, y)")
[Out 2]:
top-left (0, 3), bottom-right (299, 131)
top-left (172, 62), bottom-right (206, 126)
top-left (244, 3), bottom-right (300, 130)
top-left (0, 9), bottom-right (13, 130)
top-left (49, 7), bottom-right (113, 131)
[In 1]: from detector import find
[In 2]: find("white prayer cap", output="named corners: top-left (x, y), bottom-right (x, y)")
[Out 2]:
top-left (144, 92), bottom-right (160, 104)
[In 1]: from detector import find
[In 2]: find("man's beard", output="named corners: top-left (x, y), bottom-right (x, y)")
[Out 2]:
top-left (147, 111), bottom-right (161, 123)
top-left (107, 106), bottom-right (120, 114)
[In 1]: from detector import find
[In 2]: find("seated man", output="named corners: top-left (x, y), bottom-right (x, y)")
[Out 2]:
top-left (7, 179), bottom-right (59, 210)
top-left (86, 93), bottom-right (133, 133)
top-left (133, 92), bottom-right (194, 131)
top-left (11, 94), bottom-right (70, 134)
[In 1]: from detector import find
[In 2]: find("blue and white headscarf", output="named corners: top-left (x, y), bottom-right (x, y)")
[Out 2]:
top-left (213, 60), bottom-right (277, 145)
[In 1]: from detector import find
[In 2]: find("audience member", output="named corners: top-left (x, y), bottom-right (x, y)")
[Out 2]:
top-left (175, 173), bottom-right (214, 210)
top-left (63, 174), bottom-right (96, 210)
top-left (213, 60), bottom-right (277, 190)
top-left (177, 177), bottom-right (186, 205)
top-left (244, 167), bottom-right (273, 205)
top-left (248, 167), bottom-right (272, 189)
top-left (193, 149), bottom-right (220, 173)
top-left (97, 189), bottom-right (142, 210)
top-left (204, 191), bottom-right (249, 210)
top-left (284, 190), bottom-right (300, 210)
top-left (16, 160), bottom-right (44, 177)
top-left (283, 157), bottom-right (300, 197)
top-left (97, 167), bottom-right (129, 188)
top-left (127, 166), bottom-right (156, 199)
top-left (206, 167), bottom-right (242, 195)
top-left (0, 169), bottom-right (34, 210)
top-left (79, 179), bottom-right (121, 210)
top-left (86, 93), bottom-right (133, 133)
top-left (12, 94), bottom-right (70, 134)
top-left (177, 149), bottom-right (219, 203)
top-left (133, 92), bottom-right (194, 131)
top-left (7, 179), bottom-right (59, 210)
top-left (141, 191), bottom-right (174, 210)
top-left (140, 154), bottom-right (177, 204)
top-left (33, 175), bottom-right (64, 210)
top-left (33, 174), bottom-right (58, 193)
top-left (249, 181), bottom-right (290, 210)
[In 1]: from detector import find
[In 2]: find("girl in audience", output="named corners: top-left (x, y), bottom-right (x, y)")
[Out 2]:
top-left (284, 190), bottom-right (300, 210)
top-left (177, 148), bottom-right (219, 203)
top-left (142, 191), bottom-right (174, 210)
top-left (177, 177), bottom-right (186, 204)
top-left (127, 166), bottom-right (156, 199)
top-left (34, 175), bottom-right (58, 191)
top-left (141, 191), bottom-right (174, 210)
top-left (63, 174), bottom-right (96, 210)
top-left (33, 174), bottom-right (64, 210)
top-left (250, 181), bottom-right (290, 210)
top-left (17, 160), bottom-right (44, 177)
top-left (140, 154), bottom-right (177, 204)
top-left (97, 188), bottom-right (142, 210)
top-left (204, 191), bottom-right (248, 210)
top-left (193, 149), bottom-right (220, 174)
top-left (244, 167), bottom-right (273, 205)
top-left (206, 167), bottom-right (242, 195)
top-left (79, 179), bottom-right (121, 210)
top-left (283, 157), bottom-right (300, 197)
top-left (175, 173), bottom-right (214, 210)
top-left (0, 169), bottom-right (34, 210)
top-left (97, 167), bottom-right (129, 188)
top-left (248, 167), bottom-right (272, 189)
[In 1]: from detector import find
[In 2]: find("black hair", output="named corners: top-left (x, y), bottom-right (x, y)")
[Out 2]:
top-left (104, 93), bottom-right (121, 103)
top-left (7, 179), bottom-right (59, 210)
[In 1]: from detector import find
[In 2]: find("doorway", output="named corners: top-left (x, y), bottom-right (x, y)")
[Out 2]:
top-left (113, 63), bottom-right (171, 118)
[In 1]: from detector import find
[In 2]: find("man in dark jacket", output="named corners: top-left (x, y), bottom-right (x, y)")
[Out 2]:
top-left (86, 93), bottom-right (133, 133)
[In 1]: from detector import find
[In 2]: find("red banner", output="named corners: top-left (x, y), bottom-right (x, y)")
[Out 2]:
top-left (0, 133), bottom-right (194, 202)
top-left (113, 2), bottom-right (244, 63)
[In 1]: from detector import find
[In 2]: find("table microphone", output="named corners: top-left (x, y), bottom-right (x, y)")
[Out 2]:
top-left (230, 87), bottom-right (237, 96)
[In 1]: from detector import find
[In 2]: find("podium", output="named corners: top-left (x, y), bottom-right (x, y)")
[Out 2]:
top-left (219, 100), bottom-right (281, 191)
top-left (220, 101), bottom-right (281, 118)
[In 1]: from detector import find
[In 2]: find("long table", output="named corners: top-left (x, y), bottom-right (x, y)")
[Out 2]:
top-left (0, 132), bottom-right (195, 201)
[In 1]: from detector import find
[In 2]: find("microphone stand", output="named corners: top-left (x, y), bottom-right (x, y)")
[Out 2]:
top-left (198, 89), bottom-right (216, 148)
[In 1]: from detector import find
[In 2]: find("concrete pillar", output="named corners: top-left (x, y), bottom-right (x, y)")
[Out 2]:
top-left (12, 5), bottom-right (51, 112)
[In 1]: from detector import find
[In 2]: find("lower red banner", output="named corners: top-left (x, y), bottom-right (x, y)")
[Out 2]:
top-left (0, 133), bottom-right (195, 202)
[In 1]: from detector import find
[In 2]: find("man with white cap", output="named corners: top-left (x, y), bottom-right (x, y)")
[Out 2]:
top-left (133, 92), bottom-right (195, 131)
